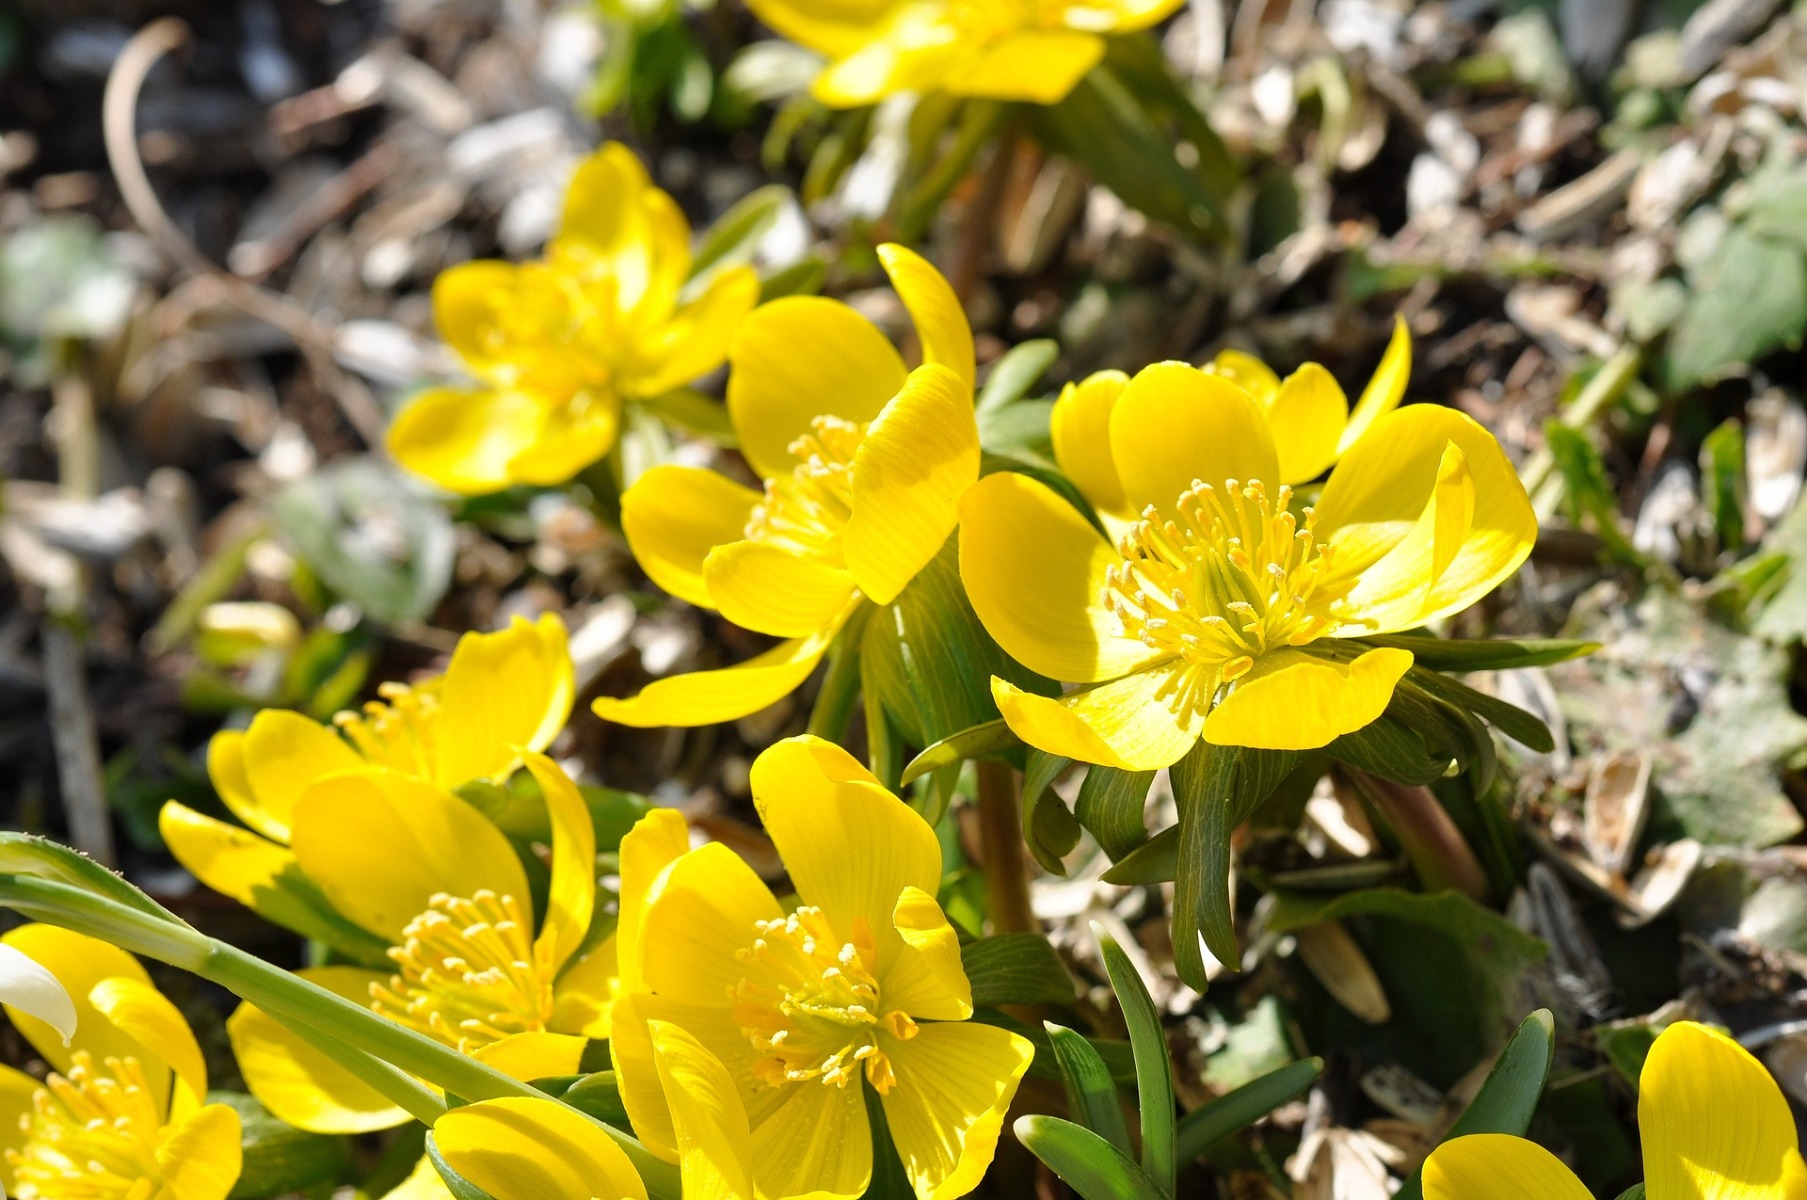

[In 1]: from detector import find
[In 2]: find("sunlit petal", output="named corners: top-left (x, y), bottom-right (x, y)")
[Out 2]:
top-left (523, 751), bottom-right (595, 975)
top-left (944, 30), bottom-right (1105, 104)
top-left (1422, 1134), bottom-right (1592, 1200)
top-left (621, 465), bottom-right (763, 611)
top-left (1338, 314), bottom-right (1412, 454)
top-left (239, 709), bottom-right (363, 843)
top-left (386, 386), bottom-right (548, 497)
top-left (649, 1021), bottom-right (757, 1200)
top-left (1050, 370), bottom-right (1131, 517)
top-left (992, 669), bottom-right (1198, 771)
top-left (1202, 647), bottom-right (1413, 750)
top-left (591, 612), bottom-right (848, 728)
top-left (1110, 362), bottom-right (1280, 511)
top-left (703, 540), bottom-right (858, 638)
top-left (434, 1097), bottom-right (648, 1200)
top-left (1641, 1020), bottom-right (1804, 1200)
top-left (880, 1022), bottom-right (1035, 1200)
top-left (154, 1103), bottom-right (242, 1200)
top-left (435, 614), bottom-right (575, 789)
top-left (1265, 363), bottom-right (1348, 485)
top-left (1, 925), bottom-right (160, 1091)
top-left (228, 968), bottom-right (408, 1134)
top-left (878, 244), bottom-right (975, 393)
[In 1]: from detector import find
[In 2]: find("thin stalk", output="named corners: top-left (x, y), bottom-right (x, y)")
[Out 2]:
top-left (1520, 344), bottom-right (1644, 517)
top-left (260, 1005), bottom-right (446, 1126)
top-left (1337, 769), bottom-right (1489, 903)
top-left (806, 607), bottom-right (868, 743)
top-left (894, 99), bottom-right (1007, 247)
top-left (977, 761), bottom-right (1034, 934)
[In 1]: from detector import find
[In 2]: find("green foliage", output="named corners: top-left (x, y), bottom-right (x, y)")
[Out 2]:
top-left (1098, 933), bottom-right (1176, 1192)
top-left (964, 932), bottom-right (1079, 1007)
top-left (1172, 1058), bottom-right (1322, 1163)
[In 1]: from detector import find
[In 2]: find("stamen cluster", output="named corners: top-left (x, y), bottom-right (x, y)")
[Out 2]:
top-left (333, 678), bottom-right (444, 776)
top-left (743, 416), bottom-right (867, 565)
top-left (8, 1052), bottom-right (164, 1199)
top-left (371, 890), bottom-right (554, 1053)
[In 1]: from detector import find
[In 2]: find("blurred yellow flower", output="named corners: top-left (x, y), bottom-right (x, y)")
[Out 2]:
top-left (593, 244), bottom-right (980, 728)
top-left (388, 143), bottom-right (760, 495)
top-left (750, 0), bottom-right (1186, 106)
top-left (961, 359), bottom-right (1536, 765)
top-left (608, 735), bottom-right (1034, 1200)
top-left (224, 752), bottom-right (617, 1134)
top-left (1423, 1021), bottom-right (1807, 1200)
top-left (0, 925), bottom-right (242, 1200)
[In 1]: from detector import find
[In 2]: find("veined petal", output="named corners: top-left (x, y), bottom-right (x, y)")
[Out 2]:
top-left (381, 1155), bottom-right (456, 1200)
top-left (703, 541), bottom-right (858, 638)
top-left (524, 751), bottom-right (595, 975)
top-left (1265, 363), bottom-right (1348, 485)
top-left (749, 736), bottom-right (941, 969)
top-left (1206, 348), bottom-right (1279, 402)
top-left (621, 465), bottom-right (763, 611)
top-left (1328, 440), bottom-right (1475, 635)
top-left (290, 769), bottom-right (532, 942)
top-left (239, 709), bottom-right (363, 843)
top-left (1061, 0), bottom-right (1188, 32)
top-left (550, 935), bottom-right (619, 1039)
top-left (0, 942), bottom-right (75, 1049)
top-left (435, 614), bottom-right (575, 789)
top-left (154, 1104), bottom-right (242, 1200)
top-left (728, 297), bottom-right (906, 479)
top-left (745, 1076), bottom-right (872, 1200)
top-left (207, 730), bottom-right (287, 843)
top-left (992, 669), bottom-right (1198, 771)
top-left (879, 1022), bottom-right (1035, 1200)
top-left (958, 471), bottom-right (1159, 683)
top-left (434, 1097), bottom-right (649, 1200)
top-left (615, 809), bottom-right (693, 995)
top-left (502, 392), bottom-right (621, 488)
top-left (1315, 405), bottom-right (1535, 630)
top-left (944, 29), bottom-right (1105, 104)
top-left (470, 1032), bottom-right (587, 1083)
top-left (387, 386), bottom-right (549, 497)
top-left (1, 926), bottom-right (160, 1092)
top-left (1110, 362), bottom-right (1281, 511)
top-left (90, 977), bottom-right (208, 1111)
top-left (1422, 1134), bottom-right (1592, 1200)
top-left (638, 844), bottom-right (783, 1002)
top-left (610, 992), bottom-right (758, 1164)
top-left (845, 362), bottom-right (981, 604)
top-left (1202, 647), bottom-right (1413, 751)
top-left (744, 0), bottom-right (897, 56)
top-left (630, 265), bottom-right (762, 399)
top-left (1050, 371), bottom-right (1131, 517)
top-left (228, 968), bottom-right (408, 1134)
top-left (1640, 1021), bottom-right (1803, 1200)
top-left (1338, 314), bottom-right (1412, 454)
top-left (649, 1021), bottom-right (756, 1200)
top-left (591, 614), bottom-right (847, 729)
top-left (885, 886), bottom-right (973, 1022)
top-left (878, 244), bottom-right (975, 393)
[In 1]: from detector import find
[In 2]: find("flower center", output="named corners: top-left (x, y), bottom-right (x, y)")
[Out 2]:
top-left (370, 890), bottom-right (555, 1054)
top-left (732, 907), bottom-right (915, 1094)
top-left (743, 416), bottom-right (866, 565)
top-left (1104, 479), bottom-right (1340, 722)
top-left (333, 679), bottom-right (444, 777)
top-left (7, 1052), bottom-right (166, 1200)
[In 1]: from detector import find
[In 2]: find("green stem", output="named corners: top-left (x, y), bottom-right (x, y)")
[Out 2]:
top-left (806, 607), bottom-right (868, 744)
top-left (894, 100), bottom-right (1008, 246)
top-left (977, 761), bottom-right (1034, 935)
top-left (260, 1004), bottom-right (446, 1126)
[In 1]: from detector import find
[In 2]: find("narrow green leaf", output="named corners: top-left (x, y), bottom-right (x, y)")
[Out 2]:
top-left (1613, 1187), bottom-right (1647, 1200)
top-left (977, 339), bottom-right (1059, 412)
top-left (1403, 669), bottom-right (1555, 753)
top-left (0, 832), bottom-right (182, 925)
top-left (1349, 633), bottom-right (1600, 671)
top-left (964, 933), bottom-right (1078, 1007)
top-left (1172, 1058), bottom-right (1322, 1163)
top-left (1325, 718), bottom-right (1448, 786)
top-left (1075, 767), bottom-right (1154, 860)
top-left (1702, 417), bottom-right (1748, 552)
top-left (1014, 1116), bottom-right (1168, 1200)
top-left (638, 387), bottom-right (737, 444)
top-left (689, 183), bottom-right (792, 281)
top-left (1045, 1022), bottom-right (1133, 1157)
top-left (1098, 933), bottom-right (1176, 1194)
top-left (1023, 750), bottom-right (1078, 874)
top-left (1100, 826), bottom-right (1177, 885)
top-left (543, 1071), bottom-right (630, 1126)
top-left (900, 718), bottom-right (1017, 786)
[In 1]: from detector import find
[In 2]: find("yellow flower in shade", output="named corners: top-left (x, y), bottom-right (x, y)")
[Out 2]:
top-left (387, 143), bottom-right (760, 495)
top-left (749, 0), bottom-right (1186, 106)
top-left (593, 244), bottom-right (981, 729)
top-left (158, 615), bottom-right (572, 937)
top-left (607, 735), bottom-right (1035, 1200)
top-left (0, 925), bottom-right (242, 1200)
top-left (223, 751), bottom-right (617, 1134)
top-left (1423, 1021), bottom-right (1807, 1200)
top-left (960, 359), bottom-right (1537, 765)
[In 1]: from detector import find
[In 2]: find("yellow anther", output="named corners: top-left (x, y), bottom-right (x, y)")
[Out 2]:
top-left (743, 415), bottom-right (868, 564)
top-left (7, 1052), bottom-right (165, 1199)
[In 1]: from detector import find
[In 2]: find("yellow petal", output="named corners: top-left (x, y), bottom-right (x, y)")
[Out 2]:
top-left (435, 614), bottom-right (574, 789)
top-left (1206, 348), bottom-right (1279, 402)
top-left (1, 925), bottom-right (162, 1094)
top-left (813, 33), bottom-right (960, 107)
top-left (879, 1022), bottom-right (1035, 1200)
top-left (154, 1104), bottom-right (242, 1200)
top-left (556, 144), bottom-right (689, 319)
top-left (993, 669), bottom-right (1198, 772)
top-left (749, 736), bottom-right (941, 970)
top-left (631, 265), bottom-right (762, 398)
top-left (89, 977), bottom-right (208, 1112)
top-left (1329, 440), bottom-right (1476, 636)
top-left (207, 730), bottom-right (287, 844)
top-left (591, 616), bottom-right (846, 729)
top-left (703, 541), bottom-right (858, 638)
top-left (649, 1021), bottom-right (756, 1200)
top-left (638, 844), bottom-right (783, 1002)
top-left (1202, 647), bottom-right (1413, 751)
top-left (239, 709), bottom-right (363, 843)
top-left (1315, 405), bottom-right (1535, 630)
top-left (387, 386), bottom-right (549, 497)
top-left (522, 751), bottom-right (595, 975)
top-left (1640, 1020), bottom-right (1804, 1200)
top-left (470, 1032), bottom-right (588, 1083)
top-left (745, 1074), bottom-right (872, 1200)
top-left (550, 935), bottom-right (619, 1039)
top-left (160, 802), bottom-right (293, 908)
top-left (290, 770), bottom-right (532, 942)
top-left (227, 968), bottom-right (408, 1134)
top-left (434, 1096), bottom-right (649, 1200)
top-left (621, 465), bottom-right (763, 611)
top-left (432, 260), bottom-right (522, 377)
top-left (727, 297), bottom-right (906, 479)
top-left (608, 992), bottom-right (756, 1165)
top-left (614, 809), bottom-right (692, 996)
top-left (957, 471), bottom-right (1159, 683)
top-left (878, 244), bottom-right (975, 393)
top-left (845, 363), bottom-right (981, 604)
top-left (1109, 362), bottom-right (1281, 511)
top-left (1422, 1134), bottom-right (1592, 1200)
top-left (1338, 314), bottom-right (1411, 455)
top-left (0, 1062), bottom-right (41, 1195)
top-left (559, 143), bottom-right (654, 253)
top-left (1265, 363), bottom-right (1348, 485)
top-left (945, 29), bottom-right (1105, 104)
top-left (743, 0), bottom-right (896, 56)
top-left (885, 886), bottom-right (973, 1022)
top-left (382, 1155), bottom-right (457, 1200)
top-left (1050, 371), bottom-right (1131, 517)
top-left (502, 392), bottom-right (621, 488)
top-left (1061, 0), bottom-right (1188, 32)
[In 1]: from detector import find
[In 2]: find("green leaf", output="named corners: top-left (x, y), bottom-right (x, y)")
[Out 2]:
top-left (426, 1129), bottom-right (496, 1200)
top-left (1395, 1010), bottom-right (1555, 1200)
top-left (963, 932), bottom-right (1079, 1007)
top-left (1098, 932), bottom-right (1176, 1193)
top-left (899, 718), bottom-right (1018, 786)
top-left (1666, 225), bottom-right (1807, 391)
top-left (1172, 1057), bottom-right (1322, 1163)
top-left (1701, 417), bottom-right (1748, 552)
top-left (0, 832), bottom-right (184, 925)
top-left (1100, 826), bottom-right (1177, 885)
top-left (1045, 1022), bottom-right (1133, 1156)
top-left (216, 1090), bottom-right (350, 1199)
top-left (537, 1071), bottom-right (631, 1125)
top-left (689, 184), bottom-right (792, 284)
top-left (1074, 767), bottom-right (1154, 860)
top-left (1348, 634), bottom-right (1599, 671)
top-left (759, 255), bottom-right (827, 301)
top-left (1326, 717), bottom-right (1449, 786)
top-left (977, 340), bottom-right (1059, 412)
top-left (1023, 750), bottom-right (1080, 874)
top-left (1544, 422), bottom-right (1651, 571)
top-left (639, 387), bottom-right (737, 444)
top-left (1614, 1186), bottom-right (1648, 1200)
top-left (1402, 668), bottom-right (1555, 753)
top-left (977, 399), bottom-right (1057, 466)
top-left (1014, 1115), bottom-right (1168, 1200)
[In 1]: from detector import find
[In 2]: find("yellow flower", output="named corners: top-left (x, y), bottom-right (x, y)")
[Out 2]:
top-left (607, 735), bottom-right (1034, 1200)
top-left (960, 359), bottom-right (1536, 764)
top-left (426, 1096), bottom-right (650, 1200)
top-left (750, 0), bottom-right (1186, 106)
top-left (223, 751), bottom-right (618, 1134)
top-left (0, 924), bottom-right (242, 1200)
top-left (159, 615), bottom-right (572, 929)
top-left (1423, 1021), bottom-right (1807, 1200)
top-left (593, 244), bottom-right (980, 729)
top-left (387, 143), bottom-right (760, 495)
